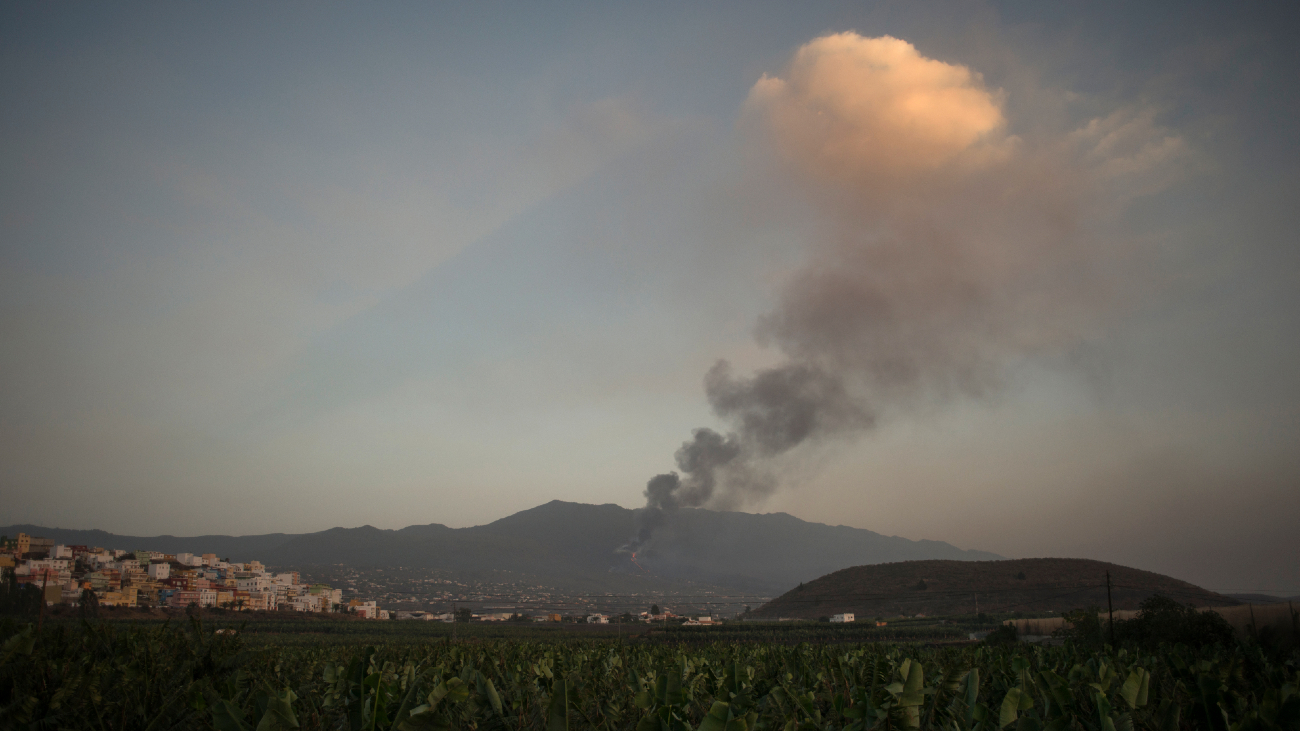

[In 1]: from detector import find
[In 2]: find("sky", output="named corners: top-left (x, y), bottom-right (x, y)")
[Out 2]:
top-left (2, 1), bottom-right (1297, 595)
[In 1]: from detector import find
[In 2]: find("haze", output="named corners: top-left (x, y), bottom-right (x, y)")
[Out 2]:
top-left (2, 2), bottom-right (1297, 596)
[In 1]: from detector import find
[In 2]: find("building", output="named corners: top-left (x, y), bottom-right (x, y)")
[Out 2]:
top-left (237, 576), bottom-right (271, 592)
top-left (683, 617), bottom-right (718, 626)
top-left (586, 614), bottom-right (609, 624)
top-left (830, 613), bottom-right (855, 623)
top-left (147, 562), bottom-right (170, 580)
top-left (25, 536), bottom-right (53, 558)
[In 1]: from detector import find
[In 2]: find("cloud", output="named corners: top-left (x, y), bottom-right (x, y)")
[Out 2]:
top-left (634, 32), bottom-right (1189, 529)
top-left (745, 33), bottom-right (1011, 192)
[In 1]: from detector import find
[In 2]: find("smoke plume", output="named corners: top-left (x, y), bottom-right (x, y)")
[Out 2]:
top-left (629, 33), bottom-right (1182, 549)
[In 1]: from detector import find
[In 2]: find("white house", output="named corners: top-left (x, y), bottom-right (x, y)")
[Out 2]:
top-left (830, 613), bottom-right (855, 623)
top-left (237, 576), bottom-right (271, 592)
top-left (586, 614), bottom-right (609, 624)
top-left (147, 562), bottom-right (170, 580)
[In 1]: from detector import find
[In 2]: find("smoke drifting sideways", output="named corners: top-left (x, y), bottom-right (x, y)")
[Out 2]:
top-left (627, 33), bottom-right (1184, 551)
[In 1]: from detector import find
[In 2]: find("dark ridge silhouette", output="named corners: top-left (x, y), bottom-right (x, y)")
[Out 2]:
top-left (751, 558), bottom-right (1240, 619)
top-left (1, 501), bottom-right (999, 594)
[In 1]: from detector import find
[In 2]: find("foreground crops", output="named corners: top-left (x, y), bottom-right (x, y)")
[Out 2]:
top-left (1, 620), bottom-right (1297, 730)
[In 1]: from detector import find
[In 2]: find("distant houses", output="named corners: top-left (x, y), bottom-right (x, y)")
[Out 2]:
top-left (0, 532), bottom-right (377, 617)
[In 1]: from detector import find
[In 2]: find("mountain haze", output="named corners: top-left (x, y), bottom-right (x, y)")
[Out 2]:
top-left (2, 501), bottom-right (1001, 594)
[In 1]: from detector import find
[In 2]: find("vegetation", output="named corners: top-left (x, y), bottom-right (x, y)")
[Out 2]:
top-left (1059, 596), bottom-right (1243, 652)
top-left (3, 612), bottom-right (1298, 730)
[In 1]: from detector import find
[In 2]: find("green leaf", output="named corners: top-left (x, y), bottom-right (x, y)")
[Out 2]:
top-left (477, 673), bottom-right (503, 717)
top-left (698, 701), bottom-right (732, 731)
top-left (254, 688), bottom-right (299, 731)
top-left (212, 698), bottom-right (254, 731)
top-left (0, 626), bottom-right (36, 666)
top-left (1119, 671), bottom-right (1141, 710)
top-left (665, 671), bottom-right (684, 707)
top-left (899, 660), bottom-right (924, 707)
top-left (1000, 688), bottom-right (1023, 729)
top-left (1094, 691), bottom-right (1112, 726)
top-left (389, 671), bottom-right (429, 730)
top-left (965, 668), bottom-right (980, 711)
top-left (548, 677), bottom-right (569, 731)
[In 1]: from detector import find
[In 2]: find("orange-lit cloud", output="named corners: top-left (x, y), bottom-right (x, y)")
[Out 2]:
top-left (746, 33), bottom-right (1010, 189)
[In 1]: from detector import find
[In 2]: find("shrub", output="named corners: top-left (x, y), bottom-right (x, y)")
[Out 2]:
top-left (1116, 594), bottom-right (1235, 649)
top-left (984, 623), bottom-right (1018, 645)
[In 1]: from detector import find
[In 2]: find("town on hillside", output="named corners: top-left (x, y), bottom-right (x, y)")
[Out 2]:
top-left (0, 533), bottom-right (726, 625)
top-left (0, 533), bottom-right (382, 617)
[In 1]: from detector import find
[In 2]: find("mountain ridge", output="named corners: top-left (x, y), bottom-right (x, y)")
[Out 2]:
top-left (1, 500), bottom-right (1002, 595)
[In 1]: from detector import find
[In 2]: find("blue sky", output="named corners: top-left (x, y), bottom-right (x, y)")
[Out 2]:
top-left (2, 2), bottom-right (1297, 594)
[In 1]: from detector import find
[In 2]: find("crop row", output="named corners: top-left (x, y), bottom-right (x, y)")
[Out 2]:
top-left (1, 617), bottom-right (1297, 730)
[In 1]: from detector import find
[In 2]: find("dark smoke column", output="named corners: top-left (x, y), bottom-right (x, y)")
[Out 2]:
top-left (628, 360), bottom-right (873, 549)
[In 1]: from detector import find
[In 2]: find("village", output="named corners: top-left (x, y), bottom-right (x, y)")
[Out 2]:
top-left (0, 533), bottom-right (724, 625)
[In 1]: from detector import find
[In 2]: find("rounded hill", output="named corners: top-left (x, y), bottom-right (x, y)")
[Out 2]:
top-left (750, 558), bottom-right (1239, 620)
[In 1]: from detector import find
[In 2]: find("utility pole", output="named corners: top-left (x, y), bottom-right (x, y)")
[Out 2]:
top-left (37, 569), bottom-right (49, 635)
top-left (975, 593), bottom-right (978, 616)
top-left (452, 602), bottom-right (456, 643)
top-left (1106, 571), bottom-right (1115, 646)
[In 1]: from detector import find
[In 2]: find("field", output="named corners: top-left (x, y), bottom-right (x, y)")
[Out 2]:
top-left (3, 611), bottom-right (1298, 730)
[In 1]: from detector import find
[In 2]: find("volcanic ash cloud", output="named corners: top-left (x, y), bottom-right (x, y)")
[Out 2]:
top-left (629, 33), bottom-right (1180, 548)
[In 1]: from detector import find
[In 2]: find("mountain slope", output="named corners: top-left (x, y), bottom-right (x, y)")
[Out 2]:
top-left (0, 524), bottom-right (299, 560)
top-left (1, 501), bottom-right (1001, 594)
top-left (751, 558), bottom-right (1240, 619)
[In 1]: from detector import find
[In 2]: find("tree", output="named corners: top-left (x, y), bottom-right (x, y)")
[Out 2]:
top-left (455, 607), bottom-right (473, 623)
top-left (650, 604), bottom-right (660, 616)
top-left (79, 588), bottom-right (100, 620)
top-left (985, 624), bottom-right (1019, 645)
top-left (1117, 594), bottom-right (1235, 649)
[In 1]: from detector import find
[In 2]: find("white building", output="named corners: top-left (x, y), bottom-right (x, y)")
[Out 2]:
top-left (176, 553), bottom-right (204, 567)
top-left (586, 614), bottom-right (609, 624)
top-left (147, 562), bottom-right (170, 580)
top-left (51, 545), bottom-right (73, 559)
top-left (237, 576), bottom-right (271, 592)
top-left (830, 613), bottom-right (855, 623)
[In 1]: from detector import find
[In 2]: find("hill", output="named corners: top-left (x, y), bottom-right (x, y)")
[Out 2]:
top-left (750, 558), bottom-right (1240, 619)
top-left (1, 501), bottom-right (1000, 595)
top-left (1227, 593), bottom-right (1300, 605)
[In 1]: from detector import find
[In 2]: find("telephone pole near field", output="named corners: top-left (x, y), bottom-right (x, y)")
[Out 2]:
top-left (1105, 571), bottom-right (1115, 646)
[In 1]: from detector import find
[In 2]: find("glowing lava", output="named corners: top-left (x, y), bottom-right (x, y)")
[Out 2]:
top-left (630, 552), bottom-right (647, 573)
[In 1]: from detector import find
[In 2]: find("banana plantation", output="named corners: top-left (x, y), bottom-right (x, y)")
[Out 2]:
top-left (1, 617), bottom-right (1297, 730)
